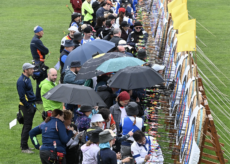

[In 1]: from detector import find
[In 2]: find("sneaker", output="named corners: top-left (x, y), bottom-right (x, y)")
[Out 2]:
top-left (35, 101), bottom-right (43, 104)
top-left (29, 147), bottom-right (35, 150)
top-left (21, 149), bottom-right (34, 154)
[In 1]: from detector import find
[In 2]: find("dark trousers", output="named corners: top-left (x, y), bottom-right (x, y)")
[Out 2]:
top-left (35, 70), bottom-right (47, 101)
top-left (40, 150), bottom-right (66, 164)
top-left (20, 105), bottom-right (36, 149)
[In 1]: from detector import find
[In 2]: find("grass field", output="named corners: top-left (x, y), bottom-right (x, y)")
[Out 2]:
top-left (0, 0), bottom-right (229, 163)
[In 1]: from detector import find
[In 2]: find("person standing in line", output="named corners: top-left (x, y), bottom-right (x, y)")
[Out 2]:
top-left (39, 68), bottom-right (62, 116)
top-left (17, 63), bottom-right (37, 153)
top-left (60, 26), bottom-right (79, 53)
top-left (81, 0), bottom-right (94, 24)
top-left (81, 26), bottom-right (95, 44)
top-left (30, 26), bottom-right (49, 104)
top-left (120, 102), bottom-right (144, 164)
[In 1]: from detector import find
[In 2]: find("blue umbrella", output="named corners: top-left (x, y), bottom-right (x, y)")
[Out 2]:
top-left (62, 40), bottom-right (115, 72)
top-left (96, 57), bottom-right (145, 73)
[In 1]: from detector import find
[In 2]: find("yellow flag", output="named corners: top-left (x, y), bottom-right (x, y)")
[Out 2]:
top-left (173, 10), bottom-right (188, 30)
top-left (171, 3), bottom-right (187, 21)
top-left (183, 0), bottom-right (187, 9)
top-left (179, 19), bottom-right (196, 34)
top-left (168, 0), bottom-right (183, 14)
top-left (177, 30), bottom-right (196, 52)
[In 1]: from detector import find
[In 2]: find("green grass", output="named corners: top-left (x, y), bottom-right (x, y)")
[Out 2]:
top-left (188, 0), bottom-right (230, 162)
top-left (0, 0), bottom-right (71, 163)
top-left (0, 0), bottom-right (229, 163)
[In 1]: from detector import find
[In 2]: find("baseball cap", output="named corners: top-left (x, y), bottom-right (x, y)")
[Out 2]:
top-left (121, 21), bottom-right (130, 27)
top-left (34, 26), bottom-right (43, 33)
top-left (23, 63), bottom-right (35, 71)
top-left (118, 40), bottom-right (132, 49)
top-left (118, 7), bottom-right (126, 13)
top-left (68, 26), bottom-right (79, 32)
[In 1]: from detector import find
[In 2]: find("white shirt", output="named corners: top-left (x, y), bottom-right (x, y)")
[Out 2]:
top-left (114, 17), bottom-right (133, 28)
top-left (131, 136), bottom-right (164, 164)
top-left (119, 107), bottom-right (127, 120)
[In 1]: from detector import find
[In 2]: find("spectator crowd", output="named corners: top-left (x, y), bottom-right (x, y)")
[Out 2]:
top-left (16, 0), bottom-right (165, 163)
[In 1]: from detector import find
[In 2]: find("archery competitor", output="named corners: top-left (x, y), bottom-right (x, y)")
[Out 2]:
top-left (120, 102), bottom-right (144, 164)
top-left (69, 12), bottom-right (82, 28)
top-left (127, 21), bottom-right (148, 48)
top-left (60, 26), bottom-right (79, 53)
top-left (131, 131), bottom-right (164, 164)
top-left (30, 26), bottom-right (49, 104)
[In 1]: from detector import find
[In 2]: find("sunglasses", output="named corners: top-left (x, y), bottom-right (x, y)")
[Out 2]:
top-left (135, 27), bottom-right (142, 29)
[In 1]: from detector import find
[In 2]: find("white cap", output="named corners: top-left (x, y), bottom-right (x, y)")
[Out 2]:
top-left (118, 40), bottom-right (132, 49)
top-left (68, 26), bottom-right (79, 32)
top-left (152, 64), bottom-right (165, 72)
top-left (91, 114), bottom-right (104, 123)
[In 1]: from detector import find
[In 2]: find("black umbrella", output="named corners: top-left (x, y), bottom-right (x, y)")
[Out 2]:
top-left (43, 84), bottom-right (106, 107)
top-left (62, 40), bottom-right (115, 73)
top-left (107, 66), bottom-right (164, 90)
top-left (75, 52), bottom-right (127, 80)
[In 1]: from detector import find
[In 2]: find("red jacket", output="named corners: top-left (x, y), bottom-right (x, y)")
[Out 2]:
top-left (70, 0), bottom-right (82, 13)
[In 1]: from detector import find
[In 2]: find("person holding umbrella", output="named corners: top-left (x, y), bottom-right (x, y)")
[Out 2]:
top-left (60, 40), bottom-right (75, 76)
top-left (120, 102), bottom-right (143, 164)
top-left (63, 61), bottom-right (85, 85)
top-left (81, 129), bottom-right (103, 164)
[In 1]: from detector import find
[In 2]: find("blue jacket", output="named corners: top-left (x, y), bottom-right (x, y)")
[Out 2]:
top-left (96, 7), bottom-right (106, 19)
top-left (17, 73), bottom-right (36, 107)
top-left (29, 122), bottom-right (46, 149)
top-left (63, 70), bottom-right (85, 85)
top-left (132, 0), bottom-right (137, 13)
top-left (30, 117), bottom-right (73, 154)
top-left (97, 148), bottom-right (117, 164)
top-left (30, 35), bottom-right (49, 62)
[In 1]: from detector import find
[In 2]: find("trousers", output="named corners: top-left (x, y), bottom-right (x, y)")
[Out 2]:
top-left (40, 150), bottom-right (66, 164)
top-left (20, 105), bottom-right (36, 149)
